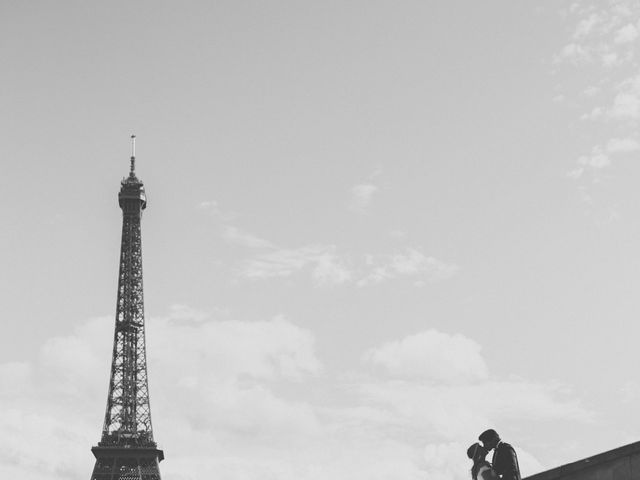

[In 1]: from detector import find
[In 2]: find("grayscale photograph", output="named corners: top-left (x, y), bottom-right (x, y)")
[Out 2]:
top-left (2, 1), bottom-right (640, 479)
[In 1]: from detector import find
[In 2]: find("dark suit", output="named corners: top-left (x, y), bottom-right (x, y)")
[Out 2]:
top-left (492, 442), bottom-right (521, 480)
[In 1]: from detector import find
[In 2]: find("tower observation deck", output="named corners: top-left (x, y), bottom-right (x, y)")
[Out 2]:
top-left (90, 137), bottom-right (164, 480)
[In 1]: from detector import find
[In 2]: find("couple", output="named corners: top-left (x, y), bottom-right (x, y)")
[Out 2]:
top-left (467, 429), bottom-right (521, 480)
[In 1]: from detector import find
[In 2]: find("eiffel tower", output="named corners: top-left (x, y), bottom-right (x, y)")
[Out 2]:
top-left (90, 136), bottom-right (164, 480)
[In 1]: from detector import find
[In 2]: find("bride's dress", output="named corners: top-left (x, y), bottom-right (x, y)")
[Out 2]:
top-left (476, 463), bottom-right (498, 480)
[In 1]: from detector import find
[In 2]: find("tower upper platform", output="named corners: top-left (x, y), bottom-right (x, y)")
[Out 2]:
top-left (119, 136), bottom-right (147, 211)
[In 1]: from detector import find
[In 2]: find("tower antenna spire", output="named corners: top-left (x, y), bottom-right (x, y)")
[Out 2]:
top-left (130, 134), bottom-right (137, 175)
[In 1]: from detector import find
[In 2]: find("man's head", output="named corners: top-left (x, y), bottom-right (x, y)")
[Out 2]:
top-left (479, 429), bottom-right (501, 450)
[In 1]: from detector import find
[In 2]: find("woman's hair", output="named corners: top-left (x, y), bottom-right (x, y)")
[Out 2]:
top-left (467, 442), bottom-right (486, 479)
top-left (467, 443), bottom-right (480, 460)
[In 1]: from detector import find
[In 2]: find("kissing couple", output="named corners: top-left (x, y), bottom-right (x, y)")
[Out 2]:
top-left (467, 429), bottom-right (521, 480)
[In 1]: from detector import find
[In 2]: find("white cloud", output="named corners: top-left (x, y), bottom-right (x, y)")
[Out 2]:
top-left (573, 12), bottom-right (601, 39)
top-left (609, 76), bottom-right (640, 119)
top-left (356, 328), bottom-right (593, 449)
top-left (198, 200), bottom-right (218, 209)
top-left (612, 2), bottom-right (634, 18)
top-left (555, 43), bottom-right (591, 63)
top-left (580, 106), bottom-right (603, 120)
top-left (238, 244), bottom-right (352, 285)
top-left (601, 51), bottom-right (619, 67)
top-left (0, 362), bottom-right (31, 396)
top-left (556, 5), bottom-right (640, 211)
top-left (569, 137), bottom-right (639, 181)
top-left (610, 93), bottom-right (640, 118)
top-left (0, 317), bottom-right (113, 480)
top-left (349, 183), bottom-right (379, 214)
top-left (356, 379), bottom-right (593, 441)
top-left (165, 303), bottom-right (215, 322)
top-left (363, 330), bottom-right (488, 383)
top-left (566, 167), bottom-right (585, 179)
top-left (583, 86), bottom-right (599, 96)
top-left (38, 316), bottom-right (112, 399)
top-left (150, 312), bottom-right (322, 382)
top-left (393, 249), bottom-right (447, 275)
top-left (312, 252), bottom-right (353, 285)
top-left (620, 380), bottom-right (640, 403)
top-left (357, 248), bottom-right (458, 287)
top-left (0, 309), bottom-right (325, 480)
top-left (389, 229), bottom-right (408, 239)
top-left (0, 310), bottom-right (594, 480)
top-left (197, 199), bottom-right (238, 221)
top-left (579, 152), bottom-right (609, 169)
top-left (424, 443), bottom-right (468, 480)
top-left (237, 244), bottom-right (455, 288)
top-left (606, 137), bottom-right (640, 153)
top-left (614, 23), bottom-right (638, 43)
top-left (222, 225), bottom-right (274, 249)
top-left (575, 147), bottom-right (610, 171)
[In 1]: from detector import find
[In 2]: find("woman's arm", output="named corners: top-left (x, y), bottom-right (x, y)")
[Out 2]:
top-left (480, 467), bottom-right (499, 480)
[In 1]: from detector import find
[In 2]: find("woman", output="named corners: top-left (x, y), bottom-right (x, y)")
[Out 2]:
top-left (467, 442), bottom-right (498, 480)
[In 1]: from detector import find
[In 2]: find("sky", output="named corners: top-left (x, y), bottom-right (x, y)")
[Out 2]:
top-left (2, 1), bottom-right (640, 479)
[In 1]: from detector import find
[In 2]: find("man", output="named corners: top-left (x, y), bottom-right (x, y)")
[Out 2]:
top-left (479, 429), bottom-right (521, 480)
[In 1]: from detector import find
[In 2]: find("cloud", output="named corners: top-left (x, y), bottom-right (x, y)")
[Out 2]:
top-left (566, 167), bottom-right (584, 180)
top-left (222, 225), bottom-right (274, 249)
top-left (165, 303), bottom-right (216, 322)
top-left (606, 137), bottom-right (640, 153)
top-left (555, 43), bottom-right (591, 64)
top-left (221, 226), bottom-right (354, 286)
top-left (610, 94), bottom-right (640, 119)
top-left (0, 310), bottom-right (594, 480)
top-left (614, 23), bottom-right (638, 43)
top-left (363, 330), bottom-right (488, 383)
top-left (572, 12), bottom-right (601, 39)
top-left (357, 248), bottom-right (458, 287)
top-left (0, 309), bottom-right (325, 480)
top-left (198, 199), bottom-right (238, 221)
top-left (238, 244), bottom-right (352, 285)
top-left (150, 312), bottom-right (322, 382)
top-left (555, 2), bottom-right (640, 208)
top-left (237, 245), bottom-right (456, 288)
top-left (355, 328), bottom-right (593, 452)
top-left (583, 86), bottom-right (600, 96)
top-left (0, 362), bottom-right (32, 396)
top-left (312, 251), bottom-right (353, 285)
top-left (423, 443), bottom-right (469, 480)
top-left (569, 137), bottom-right (639, 180)
top-left (217, 219), bottom-right (453, 289)
top-left (349, 183), bottom-right (379, 214)
top-left (578, 149), bottom-right (609, 169)
top-left (601, 51), bottom-right (620, 67)
top-left (555, 2), bottom-right (639, 69)
top-left (356, 378), bottom-right (593, 442)
top-left (608, 75), bottom-right (640, 119)
top-left (0, 317), bottom-right (114, 480)
top-left (568, 145), bottom-right (611, 180)
top-left (620, 380), bottom-right (640, 403)
top-left (389, 230), bottom-right (408, 239)
top-left (198, 200), bottom-right (218, 209)
top-left (579, 106), bottom-right (603, 120)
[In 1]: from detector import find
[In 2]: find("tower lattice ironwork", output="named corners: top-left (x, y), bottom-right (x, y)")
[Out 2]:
top-left (90, 137), bottom-right (164, 480)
